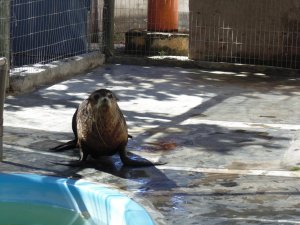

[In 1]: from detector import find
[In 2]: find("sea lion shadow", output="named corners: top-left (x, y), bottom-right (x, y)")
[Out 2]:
top-left (76, 153), bottom-right (177, 191)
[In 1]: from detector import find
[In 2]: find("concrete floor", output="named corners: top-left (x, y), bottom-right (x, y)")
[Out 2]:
top-left (2, 64), bottom-right (300, 224)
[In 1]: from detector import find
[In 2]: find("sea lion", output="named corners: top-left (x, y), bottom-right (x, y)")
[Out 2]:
top-left (51, 89), bottom-right (164, 167)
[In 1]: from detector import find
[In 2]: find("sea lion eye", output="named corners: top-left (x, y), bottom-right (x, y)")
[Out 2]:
top-left (107, 93), bottom-right (113, 98)
top-left (93, 94), bottom-right (100, 100)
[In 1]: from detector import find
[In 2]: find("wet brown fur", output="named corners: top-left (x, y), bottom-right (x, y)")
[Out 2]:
top-left (51, 89), bottom-right (164, 167)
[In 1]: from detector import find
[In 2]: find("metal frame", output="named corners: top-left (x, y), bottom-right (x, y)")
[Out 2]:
top-left (0, 57), bottom-right (7, 161)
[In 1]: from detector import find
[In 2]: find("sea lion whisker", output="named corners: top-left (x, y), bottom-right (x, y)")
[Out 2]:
top-left (95, 121), bottom-right (108, 147)
top-left (92, 110), bottom-right (109, 147)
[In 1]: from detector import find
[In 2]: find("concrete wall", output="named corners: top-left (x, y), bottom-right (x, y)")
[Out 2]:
top-left (189, 0), bottom-right (300, 68)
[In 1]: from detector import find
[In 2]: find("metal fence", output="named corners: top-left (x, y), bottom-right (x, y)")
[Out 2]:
top-left (1, 0), bottom-right (300, 70)
top-left (113, 0), bottom-right (300, 69)
top-left (1, 0), bottom-right (105, 68)
top-left (189, 0), bottom-right (300, 69)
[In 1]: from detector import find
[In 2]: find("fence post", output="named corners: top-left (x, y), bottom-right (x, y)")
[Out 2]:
top-left (0, 0), bottom-right (10, 88)
top-left (0, 0), bottom-right (10, 161)
top-left (0, 58), bottom-right (7, 161)
top-left (103, 0), bottom-right (115, 57)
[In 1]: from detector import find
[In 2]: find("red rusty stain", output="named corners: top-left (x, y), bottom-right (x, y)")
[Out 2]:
top-left (143, 140), bottom-right (178, 151)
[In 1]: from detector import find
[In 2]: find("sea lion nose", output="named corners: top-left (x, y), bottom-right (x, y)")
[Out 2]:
top-left (102, 97), bottom-right (109, 103)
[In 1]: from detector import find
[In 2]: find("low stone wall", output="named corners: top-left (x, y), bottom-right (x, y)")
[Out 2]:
top-left (9, 52), bottom-right (105, 94)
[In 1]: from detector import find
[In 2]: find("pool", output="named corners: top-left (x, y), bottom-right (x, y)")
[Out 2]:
top-left (0, 173), bottom-right (155, 225)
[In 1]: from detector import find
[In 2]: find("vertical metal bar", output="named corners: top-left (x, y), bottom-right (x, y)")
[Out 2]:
top-left (98, 0), bottom-right (103, 50)
top-left (0, 57), bottom-right (8, 161)
top-left (87, 9), bottom-right (91, 51)
top-left (103, 0), bottom-right (115, 57)
top-left (295, 9), bottom-right (299, 69)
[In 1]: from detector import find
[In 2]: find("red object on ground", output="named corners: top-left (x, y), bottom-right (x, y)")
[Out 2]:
top-left (147, 0), bottom-right (178, 32)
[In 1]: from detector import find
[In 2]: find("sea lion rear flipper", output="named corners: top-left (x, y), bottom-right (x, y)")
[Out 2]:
top-left (50, 139), bottom-right (77, 152)
top-left (49, 151), bottom-right (89, 167)
top-left (49, 160), bottom-right (87, 167)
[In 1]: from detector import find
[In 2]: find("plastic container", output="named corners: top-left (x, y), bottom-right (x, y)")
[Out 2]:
top-left (147, 0), bottom-right (178, 32)
top-left (0, 173), bottom-right (155, 225)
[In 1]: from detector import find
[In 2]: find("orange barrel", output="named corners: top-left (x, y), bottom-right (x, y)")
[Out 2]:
top-left (147, 0), bottom-right (178, 32)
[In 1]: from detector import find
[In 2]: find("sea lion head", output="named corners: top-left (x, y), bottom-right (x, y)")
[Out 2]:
top-left (88, 89), bottom-right (119, 111)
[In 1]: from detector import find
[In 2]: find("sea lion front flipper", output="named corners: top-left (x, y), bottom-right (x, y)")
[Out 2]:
top-left (119, 145), bottom-right (166, 167)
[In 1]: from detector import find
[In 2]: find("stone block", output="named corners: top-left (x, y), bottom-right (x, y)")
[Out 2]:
top-left (125, 29), bottom-right (188, 56)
